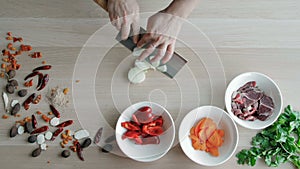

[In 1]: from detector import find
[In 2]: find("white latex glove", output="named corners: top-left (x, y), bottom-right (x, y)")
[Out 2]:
top-left (107, 0), bottom-right (140, 43)
top-left (137, 12), bottom-right (183, 64)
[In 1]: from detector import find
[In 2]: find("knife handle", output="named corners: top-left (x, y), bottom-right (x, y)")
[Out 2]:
top-left (94, 0), bottom-right (108, 12)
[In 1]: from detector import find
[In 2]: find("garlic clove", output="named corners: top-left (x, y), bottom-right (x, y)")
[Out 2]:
top-left (156, 65), bottom-right (167, 73)
top-left (128, 67), bottom-right (146, 84)
top-left (132, 47), bottom-right (145, 57)
top-left (149, 56), bottom-right (160, 68)
top-left (134, 60), bottom-right (153, 71)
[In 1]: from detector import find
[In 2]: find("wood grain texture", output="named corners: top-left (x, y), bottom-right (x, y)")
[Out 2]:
top-left (0, 0), bottom-right (299, 169)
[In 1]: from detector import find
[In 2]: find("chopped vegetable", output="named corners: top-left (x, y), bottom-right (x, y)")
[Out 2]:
top-left (121, 106), bottom-right (164, 145)
top-left (236, 105), bottom-right (300, 168)
top-left (189, 118), bottom-right (224, 157)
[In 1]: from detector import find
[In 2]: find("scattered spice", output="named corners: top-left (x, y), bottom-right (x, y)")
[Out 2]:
top-left (63, 88), bottom-right (69, 95)
top-left (30, 52), bottom-right (42, 58)
top-left (20, 44), bottom-right (32, 51)
top-left (13, 37), bottom-right (23, 43)
top-left (46, 87), bottom-right (70, 107)
top-left (2, 115), bottom-right (9, 119)
top-left (75, 80), bottom-right (80, 83)
top-left (7, 32), bottom-right (12, 36)
top-left (60, 142), bottom-right (65, 148)
top-left (0, 72), bottom-right (5, 78)
top-left (48, 112), bottom-right (53, 115)
top-left (7, 43), bottom-right (13, 50)
top-left (70, 145), bottom-right (76, 152)
top-left (36, 111), bottom-right (42, 115)
top-left (1, 63), bottom-right (6, 69)
top-left (6, 36), bottom-right (13, 40)
top-left (41, 114), bottom-right (50, 123)
top-left (24, 79), bottom-right (33, 87)
top-left (32, 94), bottom-right (42, 104)
top-left (42, 61), bottom-right (46, 64)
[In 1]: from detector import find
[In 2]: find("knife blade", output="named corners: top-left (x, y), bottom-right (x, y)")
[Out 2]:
top-left (116, 28), bottom-right (187, 79)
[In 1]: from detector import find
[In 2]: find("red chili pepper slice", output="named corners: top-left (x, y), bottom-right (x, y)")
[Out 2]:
top-left (121, 121), bottom-right (140, 131)
top-left (56, 120), bottom-right (73, 128)
top-left (51, 127), bottom-right (64, 141)
top-left (31, 115), bottom-right (37, 129)
top-left (121, 131), bottom-right (141, 140)
top-left (49, 105), bottom-right (60, 118)
top-left (37, 74), bottom-right (49, 91)
top-left (32, 65), bottom-right (52, 72)
top-left (31, 126), bottom-right (49, 135)
top-left (147, 116), bottom-right (164, 127)
top-left (142, 125), bottom-right (163, 136)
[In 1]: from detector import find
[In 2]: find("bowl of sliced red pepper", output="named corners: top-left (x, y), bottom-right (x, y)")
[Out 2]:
top-left (115, 101), bottom-right (175, 162)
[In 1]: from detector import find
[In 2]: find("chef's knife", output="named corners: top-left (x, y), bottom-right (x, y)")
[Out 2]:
top-left (94, 0), bottom-right (187, 78)
top-left (116, 30), bottom-right (187, 78)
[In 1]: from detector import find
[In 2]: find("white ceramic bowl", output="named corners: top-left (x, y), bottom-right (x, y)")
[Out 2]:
top-left (225, 72), bottom-right (282, 130)
top-left (178, 106), bottom-right (238, 166)
top-left (115, 101), bottom-right (175, 162)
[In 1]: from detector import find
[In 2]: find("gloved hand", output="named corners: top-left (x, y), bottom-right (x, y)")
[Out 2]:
top-left (107, 0), bottom-right (140, 43)
top-left (137, 12), bottom-right (183, 64)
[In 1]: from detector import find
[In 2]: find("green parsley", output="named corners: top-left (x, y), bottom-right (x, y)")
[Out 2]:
top-left (236, 105), bottom-right (300, 168)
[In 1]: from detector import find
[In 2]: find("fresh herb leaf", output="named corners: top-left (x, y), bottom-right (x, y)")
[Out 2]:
top-left (236, 105), bottom-right (300, 168)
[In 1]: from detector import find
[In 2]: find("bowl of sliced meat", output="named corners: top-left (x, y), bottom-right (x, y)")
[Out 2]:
top-left (225, 72), bottom-right (282, 129)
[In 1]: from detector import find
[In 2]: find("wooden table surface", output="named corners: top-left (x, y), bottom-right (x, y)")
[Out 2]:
top-left (0, 0), bottom-right (299, 169)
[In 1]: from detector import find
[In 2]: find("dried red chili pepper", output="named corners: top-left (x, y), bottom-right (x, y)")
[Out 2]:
top-left (7, 32), bottom-right (12, 36)
top-left (56, 120), bottom-right (73, 128)
top-left (23, 93), bottom-right (36, 110)
top-left (31, 115), bottom-right (37, 129)
top-left (37, 73), bottom-right (44, 89)
top-left (75, 142), bottom-right (84, 161)
top-left (24, 71), bottom-right (40, 81)
top-left (37, 74), bottom-right (49, 91)
top-left (31, 126), bottom-right (49, 135)
top-left (32, 65), bottom-right (52, 72)
top-left (49, 105), bottom-right (61, 118)
top-left (51, 127), bottom-right (64, 141)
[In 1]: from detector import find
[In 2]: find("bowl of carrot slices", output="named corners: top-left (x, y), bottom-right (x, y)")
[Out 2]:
top-left (178, 106), bottom-right (239, 166)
